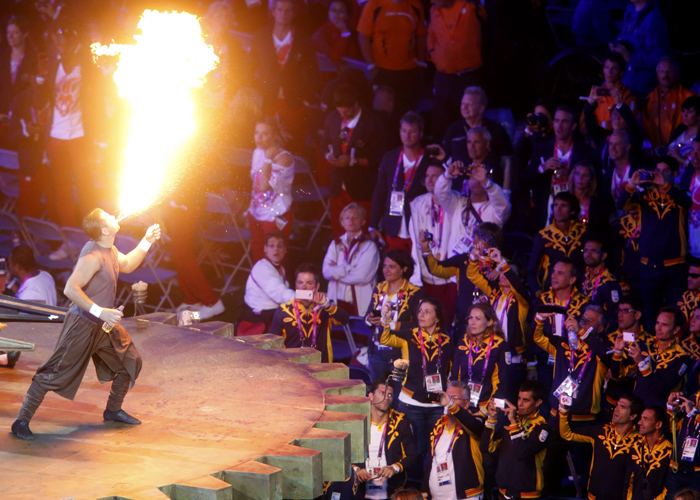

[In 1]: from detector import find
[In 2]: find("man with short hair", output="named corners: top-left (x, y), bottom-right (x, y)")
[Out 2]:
top-left (581, 236), bottom-right (622, 330)
top-left (241, 231), bottom-right (295, 332)
top-left (602, 130), bottom-right (642, 210)
top-left (665, 390), bottom-right (700, 496)
top-left (559, 394), bottom-right (644, 500)
top-left (527, 191), bottom-right (587, 296)
top-left (270, 263), bottom-right (349, 362)
top-left (443, 87), bottom-right (513, 190)
top-left (481, 380), bottom-right (550, 500)
top-left (587, 52), bottom-right (638, 131)
top-left (424, 380), bottom-right (486, 500)
top-left (619, 159), bottom-right (692, 329)
top-left (8, 244), bottom-right (57, 306)
top-left (677, 258), bottom-right (700, 322)
top-left (11, 209), bottom-right (161, 440)
top-left (354, 379), bottom-right (417, 500)
top-left (642, 58), bottom-right (695, 148)
top-left (624, 307), bottom-right (691, 409)
top-left (526, 106), bottom-right (599, 232)
top-left (626, 407), bottom-right (672, 500)
top-left (369, 112), bottom-right (432, 251)
top-left (323, 84), bottom-right (387, 237)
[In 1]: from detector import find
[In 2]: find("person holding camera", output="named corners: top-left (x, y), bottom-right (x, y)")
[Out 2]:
top-left (617, 158), bottom-right (691, 330)
top-left (365, 249), bottom-right (426, 383)
top-left (584, 52), bottom-right (638, 132)
top-left (270, 263), bottom-right (349, 363)
top-left (379, 298), bottom-right (454, 467)
top-left (480, 380), bottom-right (550, 500)
top-left (665, 391), bottom-right (700, 497)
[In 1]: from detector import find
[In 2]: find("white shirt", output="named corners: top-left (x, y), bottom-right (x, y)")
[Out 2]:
top-left (429, 426), bottom-right (457, 500)
top-left (433, 172), bottom-right (510, 256)
top-left (50, 62), bottom-right (84, 140)
top-left (322, 233), bottom-right (379, 314)
top-left (244, 259), bottom-right (295, 312)
top-left (366, 421), bottom-right (389, 500)
top-left (409, 193), bottom-right (458, 286)
top-left (397, 154), bottom-right (418, 239)
top-left (17, 271), bottom-right (57, 306)
top-left (249, 148), bottom-right (295, 222)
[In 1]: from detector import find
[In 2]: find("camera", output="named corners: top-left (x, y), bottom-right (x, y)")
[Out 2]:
top-left (425, 145), bottom-right (441, 157)
top-left (494, 398), bottom-right (506, 409)
top-left (596, 87), bottom-right (611, 97)
top-left (638, 171), bottom-right (655, 184)
top-left (526, 113), bottom-right (549, 129)
top-left (424, 231), bottom-right (433, 242)
top-left (295, 289), bottom-right (314, 301)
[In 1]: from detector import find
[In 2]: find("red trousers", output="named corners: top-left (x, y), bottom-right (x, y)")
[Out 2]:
top-left (248, 210), bottom-right (294, 263)
top-left (45, 137), bottom-right (95, 227)
top-left (163, 204), bottom-right (218, 306)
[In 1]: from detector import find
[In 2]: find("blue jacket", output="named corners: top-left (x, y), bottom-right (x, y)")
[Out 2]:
top-left (617, 0), bottom-right (670, 97)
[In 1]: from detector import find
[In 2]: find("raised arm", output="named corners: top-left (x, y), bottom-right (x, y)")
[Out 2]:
top-left (117, 224), bottom-right (161, 274)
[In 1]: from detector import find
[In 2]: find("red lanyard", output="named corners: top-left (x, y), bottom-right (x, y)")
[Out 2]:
top-left (467, 334), bottom-right (494, 382)
top-left (342, 234), bottom-right (363, 263)
top-left (430, 200), bottom-right (445, 248)
top-left (293, 300), bottom-right (318, 348)
top-left (264, 258), bottom-right (285, 279)
top-left (419, 329), bottom-right (443, 377)
top-left (496, 294), bottom-right (510, 326)
top-left (612, 165), bottom-right (630, 198)
top-left (392, 148), bottom-right (423, 192)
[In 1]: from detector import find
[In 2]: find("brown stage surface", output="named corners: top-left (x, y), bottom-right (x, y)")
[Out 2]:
top-left (0, 314), bottom-right (369, 500)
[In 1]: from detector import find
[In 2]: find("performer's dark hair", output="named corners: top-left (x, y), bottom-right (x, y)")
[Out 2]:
top-left (384, 249), bottom-right (415, 279)
top-left (618, 394), bottom-right (644, 424)
top-left (9, 245), bottom-right (37, 272)
top-left (645, 406), bottom-right (667, 431)
top-left (658, 306), bottom-right (685, 330)
top-left (419, 298), bottom-right (445, 331)
top-left (83, 208), bottom-right (107, 240)
top-left (264, 230), bottom-right (286, 246)
top-left (295, 263), bottom-right (321, 284)
top-left (519, 380), bottom-right (545, 402)
top-left (368, 376), bottom-right (390, 394)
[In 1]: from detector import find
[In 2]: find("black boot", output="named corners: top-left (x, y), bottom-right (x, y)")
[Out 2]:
top-left (103, 409), bottom-right (141, 425)
top-left (11, 420), bottom-right (34, 440)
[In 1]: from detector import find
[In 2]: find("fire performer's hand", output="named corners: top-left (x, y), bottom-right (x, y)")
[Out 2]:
top-left (101, 307), bottom-right (124, 326)
top-left (145, 224), bottom-right (161, 244)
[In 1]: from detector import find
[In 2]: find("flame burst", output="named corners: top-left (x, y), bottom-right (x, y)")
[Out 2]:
top-left (92, 10), bottom-right (218, 219)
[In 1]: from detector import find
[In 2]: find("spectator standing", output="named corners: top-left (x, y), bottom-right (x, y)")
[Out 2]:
top-left (312, 0), bottom-right (360, 65)
top-left (618, 160), bottom-right (691, 329)
top-left (427, 0), bottom-right (486, 140)
top-left (323, 84), bottom-right (387, 237)
top-left (600, 131), bottom-right (643, 213)
top-left (247, 118), bottom-right (295, 263)
top-left (357, 0), bottom-right (427, 116)
top-left (668, 96), bottom-right (700, 167)
top-left (665, 391), bottom-right (700, 496)
top-left (270, 264), bottom-right (349, 362)
top-left (369, 112), bottom-right (431, 251)
top-left (679, 138), bottom-right (700, 260)
top-left (323, 202), bottom-right (380, 315)
top-left (567, 161), bottom-right (611, 235)
top-left (642, 58), bottom-right (696, 149)
top-left (0, 16), bottom-right (38, 121)
top-left (625, 407), bottom-right (673, 500)
top-left (677, 258), bottom-right (700, 322)
top-left (581, 236), bottom-right (622, 330)
top-left (584, 52), bottom-right (638, 133)
top-left (613, 0), bottom-right (670, 98)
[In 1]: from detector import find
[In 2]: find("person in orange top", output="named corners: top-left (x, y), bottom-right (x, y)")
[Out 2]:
top-left (357, 0), bottom-right (427, 115)
top-left (642, 57), bottom-right (696, 149)
top-left (588, 52), bottom-right (638, 131)
top-left (428, 0), bottom-right (486, 140)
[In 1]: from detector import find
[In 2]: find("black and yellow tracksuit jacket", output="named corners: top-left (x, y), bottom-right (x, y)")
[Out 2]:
top-left (422, 404), bottom-right (486, 499)
top-left (481, 410), bottom-right (551, 499)
top-left (677, 289), bottom-right (700, 322)
top-left (581, 266), bottom-right (622, 331)
top-left (625, 436), bottom-right (672, 500)
top-left (527, 221), bottom-right (587, 295)
top-left (603, 328), bottom-right (654, 406)
top-left (380, 326), bottom-right (454, 403)
top-left (560, 410), bottom-right (642, 500)
top-left (668, 392), bottom-right (700, 474)
top-left (270, 299), bottom-right (349, 362)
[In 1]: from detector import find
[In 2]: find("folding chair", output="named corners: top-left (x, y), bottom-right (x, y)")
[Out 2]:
top-left (20, 216), bottom-right (75, 271)
top-left (0, 148), bottom-right (20, 213)
top-left (317, 52), bottom-right (339, 73)
top-left (114, 234), bottom-right (177, 312)
top-left (340, 57), bottom-right (372, 81)
top-left (220, 147), bottom-right (253, 206)
top-left (291, 155), bottom-right (330, 250)
top-left (0, 211), bottom-right (25, 257)
top-left (197, 192), bottom-right (253, 295)
top-left (61, 226), bottom-right (92, 257)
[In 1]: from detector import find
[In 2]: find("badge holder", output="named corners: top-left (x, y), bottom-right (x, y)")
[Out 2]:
top-left (425, 373), bottom-right (443, 393)
top-left (436, 461), bottom-right (452, 486)
top-left (682, 437), bottom-right (698, 462)
top-left (365, 459), bottom-right (385, 489)
top-left (389, 191), bottom-right (405, 217)
top-left (553, 376), bottom-right (579, 403)
top-left (468, 381), bottom-right (482, 408)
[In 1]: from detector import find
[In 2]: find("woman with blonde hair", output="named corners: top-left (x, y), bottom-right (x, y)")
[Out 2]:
top-left (451, 302), bottom-right (512, 410)
top-left (566, 160), bottom-right (611, 234)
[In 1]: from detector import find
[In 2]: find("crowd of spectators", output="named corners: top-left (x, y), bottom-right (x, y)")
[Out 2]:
top-left (1, 0), bottom-right (700, 499)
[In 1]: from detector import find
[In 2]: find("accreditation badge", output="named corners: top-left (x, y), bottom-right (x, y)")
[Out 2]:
top-left (467, 382), bottom-right (482, 407)
top-left (553, 376), bottom-right (579, 400)
top-left (682, 437), bottom-right (698, 462)
top-left (436, 462), bottom-right (452, 486)
top-left (425, 373), bottom-right (443, 393)
top-left (389, 191), bottom-right (405, 216)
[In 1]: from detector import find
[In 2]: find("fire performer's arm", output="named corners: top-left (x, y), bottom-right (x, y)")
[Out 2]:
top-left (117, 224), bottom-right (162, 274)
top-left (65, 254), bottom-right (123, 326)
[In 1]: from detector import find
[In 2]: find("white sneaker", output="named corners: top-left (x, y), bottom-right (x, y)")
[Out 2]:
top-left (198, 299), bottom-right (225, 320)
top-left (177, 302), bottom-right (202, 313)
top-left (49, 244), bottom-right (70, 261)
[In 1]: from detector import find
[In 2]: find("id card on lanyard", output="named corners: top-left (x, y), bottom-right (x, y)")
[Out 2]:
top-left (467, 334), bottom-right (494, 407)
top-left (389, 150), bottom-right (422, 217)
top-left (366, 421), bottom-right (389, 482)
top-left (293, 300), bottom-right (318, 349)
top-left (553, 350), bottom-right (592, 403)
top-left (420, 330), bottom-right (443, 392)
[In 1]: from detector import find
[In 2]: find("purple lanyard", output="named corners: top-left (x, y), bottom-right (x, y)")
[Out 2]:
top-left (569, 348), bottom-right (593, 383)
top-left (434, 423), bottom-right (461, 456)
top-left (293, 300), bottom-right (318, 348)
top-left (375, 419), bottom-right (389, 460)
top-left (430, 200), bottom-right (444, 248)
top-left (419, 329), bottom-right (443, 377)
top-left (468, 334), bottom-right (494, 382)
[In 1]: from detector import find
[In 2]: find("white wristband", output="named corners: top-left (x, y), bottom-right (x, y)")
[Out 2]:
top-left (138, 238), bottom-right (152, 252)
top-left (89, 303), bottom-right (103, 319)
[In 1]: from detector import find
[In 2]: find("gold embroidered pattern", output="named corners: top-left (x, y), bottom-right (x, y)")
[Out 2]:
top-left (599, 423), bottom-right (642, 459)
top-left (280, 302), bottom-right (320, 340)
top-left (540, 222), bottom-right (586, 256)
top-left (618, 209), bottom-right (640, 252)
top-left (387, 409), bottom-right (405, 450)
top-left (411, 331), bottom-right (451, 362)
top-left (677, 290), bottom-right (700, 321)
top-left (457, 334), bottom-right (505, 362)
top-left (642, 339), bottom-right (687, 371)
top-left (539, 290), bottom-right (588, 319)
top-left (643, 189), bottom-right (676, 220)
top-left (680, 337), bottom-right (700, 360)
top-left (582, 268), bottom-right (617, 299)
top-left (629, 438), bottom-right (672, 475)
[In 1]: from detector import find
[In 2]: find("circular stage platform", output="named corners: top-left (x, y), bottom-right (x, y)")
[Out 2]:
top-left (1, 313), bottom-right (369, 500)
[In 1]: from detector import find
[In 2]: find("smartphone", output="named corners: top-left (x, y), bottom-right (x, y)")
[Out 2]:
top-left (596, 87), bottom-right (611, 97)
top-left (428, 392), bottom-right (441, 403)
top-left (537, 304), bottom-right (568, 315)
top-left (295, 289), bottom-right (314, 301)
top-left (370, 310), bottom-right (381, 318)
top-left (493, 398), bottom-right (506, 409)
top-left (623, 331), bottom-right (635, 343)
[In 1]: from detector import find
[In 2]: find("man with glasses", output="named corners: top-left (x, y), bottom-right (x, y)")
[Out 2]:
top-left (677, 257), bottom-right (700, 322)
top-left (581, 236), bottom-right (621, 331)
